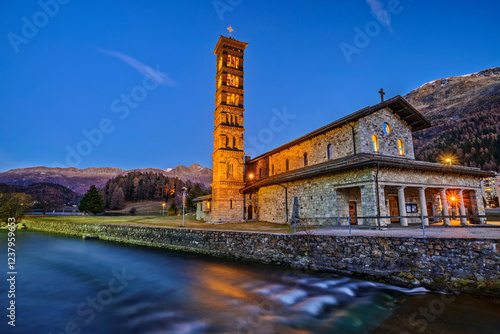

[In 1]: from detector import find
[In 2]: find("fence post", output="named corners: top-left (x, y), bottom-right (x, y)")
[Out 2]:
top-left (348, 216), bottom-right (351, 236)
top-left (421, 214), bottom-right (426, 238)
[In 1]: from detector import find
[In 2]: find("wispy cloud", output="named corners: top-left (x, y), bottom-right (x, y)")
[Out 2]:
top-left (98, 48), bottom-right (177, 87)
top-left (366, 0), bottom-right (392, 33)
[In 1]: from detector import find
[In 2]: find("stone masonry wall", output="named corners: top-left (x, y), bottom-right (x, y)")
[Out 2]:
top-left (23, 220), bottom-right (500, 295)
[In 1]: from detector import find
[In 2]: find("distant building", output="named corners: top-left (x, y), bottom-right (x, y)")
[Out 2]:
top-left (195, 34), bottom-right (495, 226)
top-left (481, 176), bottom-right (499, 208)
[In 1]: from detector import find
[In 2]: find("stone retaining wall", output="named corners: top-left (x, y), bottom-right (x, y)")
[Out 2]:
top-left (23, 220), bottom-right (500, 295)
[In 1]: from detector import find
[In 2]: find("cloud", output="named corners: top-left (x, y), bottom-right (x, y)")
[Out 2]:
top-left (98, 48), bottom-right (177, 87)
top-left (366, 0), bottom-right (392, 33)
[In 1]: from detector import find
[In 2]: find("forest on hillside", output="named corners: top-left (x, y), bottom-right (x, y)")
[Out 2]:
top-left (100, 171), bottom-right (210, 212)
top-left (0, 182), bottom-right (82, 207)
top-left (414, 103), bottom-right (500, 172)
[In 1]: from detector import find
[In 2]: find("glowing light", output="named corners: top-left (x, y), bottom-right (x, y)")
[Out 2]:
top-left (249, 173), bottom-right (254, 179)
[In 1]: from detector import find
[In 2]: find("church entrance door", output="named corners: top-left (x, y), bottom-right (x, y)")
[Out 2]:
top-left (389, 196), bottom-right (400, 223)
top-left (348, 201), bottom-right (357, 224)
top-left (426, 201), bottom-right (434, 222)
top-left (247, 205), bottom-right (253, 220)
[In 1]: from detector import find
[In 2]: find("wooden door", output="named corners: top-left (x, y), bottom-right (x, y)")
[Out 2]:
top-left (388, 196), bottom-right (400, 223)
top-left (426, 202), bottom-right (434, 222)
top-left (348, 201), bottom-right (357, 224)
top-left (247, 205), bottom-right (253, 220)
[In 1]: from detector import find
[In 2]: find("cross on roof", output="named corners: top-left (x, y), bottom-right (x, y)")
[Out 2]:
top-left (227, 25), bottom-right (234, 38)
top-left (379, 88), bottom-right (385, 102)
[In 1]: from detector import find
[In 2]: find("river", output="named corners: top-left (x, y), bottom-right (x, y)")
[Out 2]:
top-left (0, 230), bottom-right (498, 333)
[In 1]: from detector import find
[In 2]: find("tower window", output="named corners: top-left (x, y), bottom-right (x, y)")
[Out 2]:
top-left (304, 153), bottom-right (308, 166)
top-left (230, 199), bottom-right (233, 209)
top-left (233, 137), bottom-right (236, 149)
top-left (327, 144), bottom-right (333, 160)
top-left (398, 139), bottom-right (405, 156)
top-left (234, 116), bottom-right (238, 126)
top-left (227, 162), bottom-right (234, 178)
top-left (372, 134), bottom-right (379, 152)
top-left (286, 159), bottom-right (290, 171)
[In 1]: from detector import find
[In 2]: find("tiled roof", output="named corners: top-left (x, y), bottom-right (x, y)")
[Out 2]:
top-left (241, 153), bottom-right (495, 193)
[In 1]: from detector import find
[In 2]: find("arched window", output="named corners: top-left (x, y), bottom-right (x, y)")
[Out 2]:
top-left (372, 134), bottom-right (379, 152)
top-left (327, 144), bottom-right (333, 160)
top-left (227, 162), bottom-right (234, 178)
top-left (286, 159), bottom-right (290, 171)
top-left (233, 137), bottom-right (236, 149)
top-left (398, 139), bottom-right (405, 156)
top-left (234, 116), bottom-right (238, 126)
top-left (383, 123), bottom-right (391, 134)
top-left (225, 136), bottom-right (229, 148)
top-left (303, 153), bottom-right (308, 166)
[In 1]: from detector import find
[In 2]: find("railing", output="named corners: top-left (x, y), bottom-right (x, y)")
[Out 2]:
top-left (290, 214), bottom-right (489, 237)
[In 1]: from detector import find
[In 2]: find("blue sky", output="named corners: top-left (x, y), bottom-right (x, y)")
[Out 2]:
top-left (1, 0), bottom-right (499, 172)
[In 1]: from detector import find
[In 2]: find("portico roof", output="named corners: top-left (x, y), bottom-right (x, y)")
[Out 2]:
top-left (240, 153), bottom-right (495, 193)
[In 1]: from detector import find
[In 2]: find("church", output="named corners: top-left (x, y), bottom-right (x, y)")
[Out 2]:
top-left (194, 34), bottom-right (493, 226)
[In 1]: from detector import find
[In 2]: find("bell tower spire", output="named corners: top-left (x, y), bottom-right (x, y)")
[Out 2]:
top-left (210, 34), bottom-right (248, 223)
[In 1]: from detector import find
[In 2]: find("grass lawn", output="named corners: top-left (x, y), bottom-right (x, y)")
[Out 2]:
top-left (27, 215), bottom-right (297, 234)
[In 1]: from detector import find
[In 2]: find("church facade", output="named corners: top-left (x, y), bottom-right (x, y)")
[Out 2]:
top-left (195, 36), bottom-right (493, 226)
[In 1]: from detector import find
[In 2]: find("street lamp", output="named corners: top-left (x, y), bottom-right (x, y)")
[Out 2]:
top-left (450, 196), bottom-right (457, 219)
top-left (446, 158), bottom-right (452, 165)
top-left (162, 203), bottom-right (165, 216)
top-left (182, 187), bottom-right (187, 227)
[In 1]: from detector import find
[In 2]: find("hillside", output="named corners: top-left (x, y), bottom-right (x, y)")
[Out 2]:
top-left (405, 67), bottom-right (500, 171)
top-left (0, 182), bottom-right (82, 206)
top-left (0, 164), bottom-right (212, 194)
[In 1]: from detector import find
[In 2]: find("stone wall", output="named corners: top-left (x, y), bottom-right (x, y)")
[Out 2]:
top-left (23, 220), bottom-right (500, 295)
top-left (358, 108), bottom-right (415, 159)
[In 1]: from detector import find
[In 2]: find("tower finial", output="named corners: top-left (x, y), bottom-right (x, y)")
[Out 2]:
top-left (227, 25), bottom-right (234, 38)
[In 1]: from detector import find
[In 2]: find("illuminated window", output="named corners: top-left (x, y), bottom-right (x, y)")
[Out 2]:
top-left (218, 76), bottom-right (222, 89)
top-left (207, 201), bottom-right (210, 210)
top-left (304, 153), bottom-right (308, 166)
top-left (218, 57), bottom-right (223, 70)
top-left (372, 134), bottom-right (379, 152)
top-left (227, 74), bottom-right (239, 87)
top-left (383, 123), bottom-right (391, 134)
top-left (327, 144), bottom-right (333, 160)
top-left (286, 159), bottom-right (289, 171)
top-left (398, 139), bottom-right (405, 156)
top-left (226, 93), bottom-right (239, 106)
top-left (227, 55), bottom-right (239, 68)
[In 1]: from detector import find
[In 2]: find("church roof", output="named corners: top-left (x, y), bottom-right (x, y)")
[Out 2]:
top-left (248, 95), bottom-right (431, 163)
top-left (240, 153), bottom-right (494, 193)
top-left (192, 194), bottom-right (212, 202)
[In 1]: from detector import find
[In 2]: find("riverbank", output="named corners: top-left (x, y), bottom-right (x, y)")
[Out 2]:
top-left (23, 219), bottom-right (500, 296)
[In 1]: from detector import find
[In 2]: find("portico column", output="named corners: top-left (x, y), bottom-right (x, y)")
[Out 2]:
top-left (458, 189), bottom-right (467, 226)
top-left (418, 187), bottom-right (429, 226)
top-left (398, 186), bottom-right (408, 226)
top-left (440, 188), bottom-right (451, 226)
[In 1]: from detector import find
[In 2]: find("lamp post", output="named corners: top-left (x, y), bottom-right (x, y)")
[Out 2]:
top-left (446, 158), bottom-right (451, 165)
top-left (182, 187), bottom-right (187, 227)
top-left (450, 196), bottom-right (457, 220)
top-left (162, 203), bottom-right (165, 216)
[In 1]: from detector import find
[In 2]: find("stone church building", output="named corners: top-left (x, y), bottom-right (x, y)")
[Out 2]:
top-left (195, 35), bottom-right (493, 226)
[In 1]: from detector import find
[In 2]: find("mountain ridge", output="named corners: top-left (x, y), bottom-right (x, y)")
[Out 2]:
top-left (0, 164), bottom-right (212, 194)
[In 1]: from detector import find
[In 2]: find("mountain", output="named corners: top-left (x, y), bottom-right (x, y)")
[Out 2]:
top-left (0, 182), bottom-right (82, 206)
top-left (0, 164), bottom-right (212, 194)
top-left (405, 67), bottom-right (500, 172)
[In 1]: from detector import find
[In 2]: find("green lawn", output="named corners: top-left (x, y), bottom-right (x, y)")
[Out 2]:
top-left (27, 215), bottom-right (297, 234)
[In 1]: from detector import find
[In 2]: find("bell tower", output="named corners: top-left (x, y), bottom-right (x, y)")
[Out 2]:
top-left (211, 34), bottom-right (248, 223)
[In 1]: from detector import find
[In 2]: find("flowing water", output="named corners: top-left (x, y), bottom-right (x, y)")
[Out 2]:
top-left (0, 230), bottom-right (498, 334)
